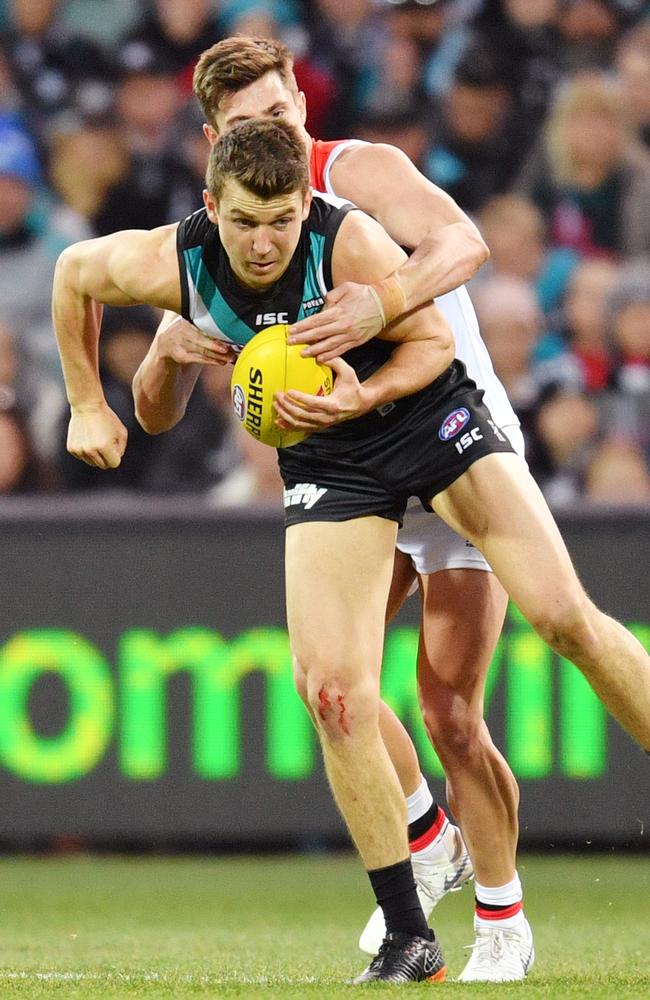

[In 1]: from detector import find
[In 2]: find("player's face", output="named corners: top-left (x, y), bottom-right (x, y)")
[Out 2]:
top-left (206, 72), bottom-right (308, 149)
top-left (205, 179), bottom-right (312, 291)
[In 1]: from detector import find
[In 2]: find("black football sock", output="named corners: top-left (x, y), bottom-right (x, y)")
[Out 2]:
top-left (368, 858), bottom-right (431, 939)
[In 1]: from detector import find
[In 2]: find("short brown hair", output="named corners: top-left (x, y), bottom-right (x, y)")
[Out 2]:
top-left (193, 36), bottom-right (296, 129)
top-left (206, 119), bottom-right (309, 201)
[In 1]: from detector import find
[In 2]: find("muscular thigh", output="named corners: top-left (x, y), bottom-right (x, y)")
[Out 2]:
top-left (430, 453), bottom-right (584, 622)
top-left (285, 516), bottom-right (398, 683)
top-left (396, 424), bottom-right (525, 575)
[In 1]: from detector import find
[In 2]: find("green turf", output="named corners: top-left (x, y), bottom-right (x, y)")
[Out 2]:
top-left (0, 853), bottom-right (648, 998)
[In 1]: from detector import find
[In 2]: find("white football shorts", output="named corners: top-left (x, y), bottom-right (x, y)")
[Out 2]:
top-left (396, 424), bottom-right (526, 576)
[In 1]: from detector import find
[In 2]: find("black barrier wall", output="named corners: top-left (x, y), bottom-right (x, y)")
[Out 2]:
top-left (0, 498), bottom-right (648, 847)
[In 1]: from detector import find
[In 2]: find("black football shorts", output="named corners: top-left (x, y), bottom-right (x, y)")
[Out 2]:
top-left (278, 360), bottom-right (515, 528)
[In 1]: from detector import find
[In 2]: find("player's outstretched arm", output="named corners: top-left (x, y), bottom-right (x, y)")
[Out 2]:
top-left (133, 312), bottom-right (237, 435)
top-left (275, 211), bottom-right (455, 432)
top-left (52, 225), bottom-right (179, 467)
top-left (290, 143), bottom-right (488, 357)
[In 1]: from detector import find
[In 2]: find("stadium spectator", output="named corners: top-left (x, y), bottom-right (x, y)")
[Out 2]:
top-left (0, 323), bottom-right (48, 492)
top-left (93, 45), bottom-right (197, 233)
top-left (471, 274), bottom-right (581, 408)
top-left (9, 0), bottom-right (142, 49)
top-left (558, 257), bottom-right (618, 390)
top-left (473, 192), bottom-right (578, 318)
top-left (557, 0), bottom-right (647, 74)
top-left (374, 0), bottom-right (452, 112)
top-left (2, 0), bottom-right (115, 135)
top-left (615, 20), bottom-right (650, 150)
top-left (470, 273), bottom-right (589, 479)
top-left (0, 313), bottom-right (63, 468)
top-left (356, 109), bottom-right (430, 172)
top-left (596, 256), bottom-right (650, 468)
top-left (0, 407), bottom-right (39, 493)
top-left (357, 30), bottom-right (428, 120)
top-left (113, 40), bottom-right (185, 154)
top-left (607, 255), bottom-right (650, 396)
top-left (47, 117), bottom-right (129, 231)
top-left (517, 73), bottom-right (650, 257)
top-left (532, 388), bottom-right (601, 504)
top-left (0, 119), bottom-right (86, 387)
top-left (0, 322), bottom-right (19, 415)
top-left (384, 0), bottom-right (449, 51)
top-left (424, 41), bottom-right (527, 212)
top-left (461, 0), bottom-right (563, 145)
top-left (0, 47), bottom-right (24, 119)
top-left (118, 0), bottom-right (221, 96)
top-left (584, 438), bottom-right (650, 504)
top-left (302, 0), bottom-right (384, 135)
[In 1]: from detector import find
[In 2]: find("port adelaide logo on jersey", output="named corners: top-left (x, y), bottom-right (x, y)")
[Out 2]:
top-left (438, 407), bottom-right (471, 441)
top-left (301, 296), bottom-right (325, 316)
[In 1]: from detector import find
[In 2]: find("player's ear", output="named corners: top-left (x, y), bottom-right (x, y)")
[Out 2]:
top-left (296, 90), bottom-right (307, 125)
top-left (203, 122), bottom-right (218, 145)
top-left (203, 188), bottom-right (219, 224)
top-left (301, 187), bottom-right (313, 220)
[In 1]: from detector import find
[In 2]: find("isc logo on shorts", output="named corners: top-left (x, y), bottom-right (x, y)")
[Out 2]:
top-left (439, 407), bottom-right (471, 441)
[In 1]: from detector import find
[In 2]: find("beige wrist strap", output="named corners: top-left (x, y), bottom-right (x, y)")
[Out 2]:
top-left (368, 273), bottom-right (408, 329)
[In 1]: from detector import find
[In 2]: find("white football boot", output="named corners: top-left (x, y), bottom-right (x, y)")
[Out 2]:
top-left (457, 916), bottom-right (535, 982)
top-left (358, 825), bottom-right (473, 955)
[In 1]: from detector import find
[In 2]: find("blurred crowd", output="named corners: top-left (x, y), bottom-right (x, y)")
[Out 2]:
top-left (0, 0), bottom-right (649, 507)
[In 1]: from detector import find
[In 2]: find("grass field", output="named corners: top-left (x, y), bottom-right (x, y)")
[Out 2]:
top-left (0, 853), bottom-right (648, 999)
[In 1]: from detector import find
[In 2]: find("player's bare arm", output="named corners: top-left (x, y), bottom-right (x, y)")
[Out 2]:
top-left (133, 312), bottom-right (236, 435)
top-left (52, 225), bottom-right (180, 467)
top-left (275, 209), bottom-right (454, 432)
top-left (290, 142), bottom-right (488, 357)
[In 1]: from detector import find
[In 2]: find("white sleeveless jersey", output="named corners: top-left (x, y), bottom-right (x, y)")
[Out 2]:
top-left (321, 140), bottom-right (519, 430)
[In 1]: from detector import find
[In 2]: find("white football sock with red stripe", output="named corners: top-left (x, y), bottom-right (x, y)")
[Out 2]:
top-left (474, 874), bottom-right (525, 929)
top-left (406, 778), bottom-right (457, 861)
top-left (405, 775), bottom-right (434, 825)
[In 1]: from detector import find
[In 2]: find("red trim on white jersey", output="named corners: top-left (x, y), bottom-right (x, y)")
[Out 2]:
top-left (310, 138), bottom-right (368, 195)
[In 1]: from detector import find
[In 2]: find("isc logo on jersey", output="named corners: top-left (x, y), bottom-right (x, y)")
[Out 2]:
top-left (255, 311), bottom-right (289, 326)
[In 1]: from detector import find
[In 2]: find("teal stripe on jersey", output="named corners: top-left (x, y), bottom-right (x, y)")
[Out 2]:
top-left (298, 232), bottom-right (327, 320)
top-left (184, 246), bottom-right (254, 346)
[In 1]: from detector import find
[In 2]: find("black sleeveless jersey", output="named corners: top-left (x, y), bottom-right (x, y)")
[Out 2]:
top-left (176, 191), bottom-right (452, 454)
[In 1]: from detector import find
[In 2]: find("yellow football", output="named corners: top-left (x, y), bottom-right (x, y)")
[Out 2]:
top-left (230, 324), bottom-right (333, 448)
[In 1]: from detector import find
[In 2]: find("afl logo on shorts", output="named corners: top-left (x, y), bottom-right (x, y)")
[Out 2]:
top-left (232, 383), bottom-right (246, 422)
top-left (439, 407), bottom-right (471, 441)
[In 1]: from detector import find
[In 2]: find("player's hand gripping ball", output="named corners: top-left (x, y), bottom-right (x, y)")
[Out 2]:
top-left (231, 324), bottom-right (333, 447)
